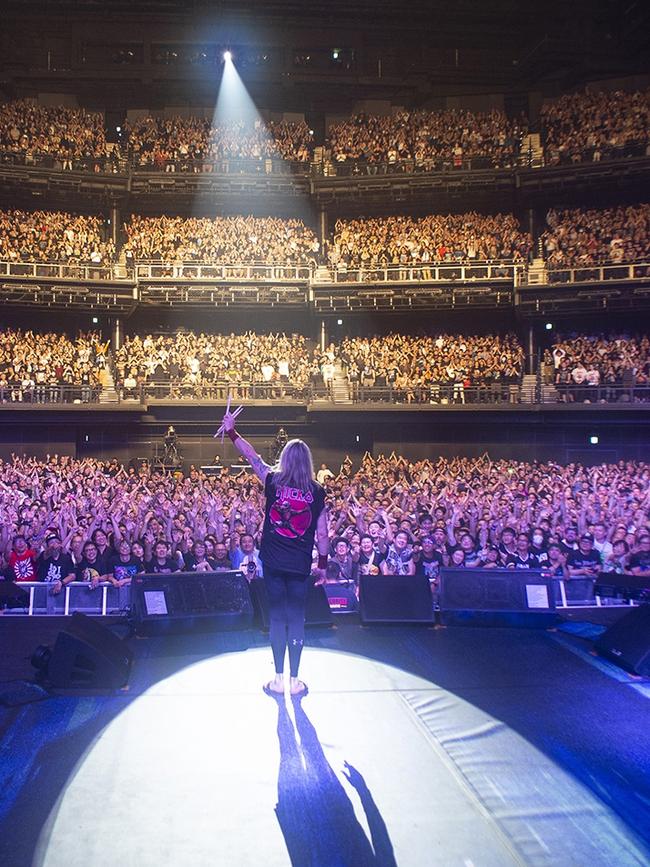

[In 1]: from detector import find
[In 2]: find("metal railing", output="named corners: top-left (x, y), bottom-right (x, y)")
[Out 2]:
top-left (132, 156), bottom-right (309, 175)
top-left (312, 155), bottom-right (518, 176)
top-left (548, 383), bottom-right (650, 404)
top-left (1, 577), bottom-right (634, 617)
top-left (319, 262), bottom-right (524, 284)
top-left (343, 382), bottom-right (521, 405)
top-left (0, 148), bottom-right (125, 173)
top-left (134, 262), bottom-right (313, 282)
top-left (0, 384), bottom-right (102, 404)
top-left (0, 259), bottom-right (130, 281)
top-left (545, 262), bottom-right (650, 285)
top-left (141, 381), bottom-right (310, 402)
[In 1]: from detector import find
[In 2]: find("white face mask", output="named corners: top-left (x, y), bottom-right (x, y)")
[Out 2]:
top-left (533, 535), bottom-right (544, 546)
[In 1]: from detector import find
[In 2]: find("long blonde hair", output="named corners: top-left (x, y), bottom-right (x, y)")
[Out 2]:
top-left (273, 439), bottom-right (315, 492)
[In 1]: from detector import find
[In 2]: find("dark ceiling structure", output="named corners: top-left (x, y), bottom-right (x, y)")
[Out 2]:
top-left (1, 0), bottom-right (648, 112)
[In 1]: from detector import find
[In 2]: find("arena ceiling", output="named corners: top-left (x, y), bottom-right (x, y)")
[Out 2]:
top-left (1, 0), bottom-right (648, 108)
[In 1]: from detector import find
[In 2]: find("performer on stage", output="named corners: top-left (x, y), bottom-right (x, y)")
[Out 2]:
top-left (219, 408), bottom-right (329, 696)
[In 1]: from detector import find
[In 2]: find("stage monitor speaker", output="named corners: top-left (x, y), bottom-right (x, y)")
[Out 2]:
top-left (249, 579), bottom-right (333, 629)
top-left (47, 612), bottom-right (132, 689)
top-left (359, 574), bottom-right (434, 625)
top-left (439, 568), bottom-right (557, 627)
top-left (594, 605), bottom-right (650, 676)
top-left (131, 571), bottom-right (254, 635)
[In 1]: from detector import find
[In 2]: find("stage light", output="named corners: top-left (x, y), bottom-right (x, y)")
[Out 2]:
top-left (223, 50), bottom-right (232, 62)
top-left (337, 318), bottom-right (343, 325)
top-left (590, 435), bottom-right (599, 445)
top-left (355, 435), bottom-right (360, 442)
top-left (332, 49), bottom-right (340, 60)
top-left (116, 126), bottom-right (121, 133)
top-left (92, 316), bottom-right (99, 324)
top-left (545, 322), bottom-right (553, 331)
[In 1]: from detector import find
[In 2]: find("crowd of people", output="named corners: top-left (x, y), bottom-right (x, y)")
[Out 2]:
top-left (0, 209), bottom-right (115, 265)
top-left (114, 331), bottom-right (313, 398)
top-left (1, 452), bottom-right (648, 592)
top-left (2, 91), bottom-right (649, 172)
top-left (328, 213), bottom-right (532, 269)
top-left (0, 205), bottom-right (647, 271)
top-left (0, 329), bottom-right (106, 402)
top-left (122, 214), bottom-right (319, 265)
top-left (541, 204), bottom-right (650, 268)
top-left (332, 333), bottom-right (524, 402)
top-left (546, 334), bottom-right (650, 397)
top-left (124, 115), bottom-right (313, 168)
top-left (325, 108), bottom-right (527, 169)
top-left (541, 89), bottom-right (650, 166)
top-left (0, 100), bottom-right (111, 165)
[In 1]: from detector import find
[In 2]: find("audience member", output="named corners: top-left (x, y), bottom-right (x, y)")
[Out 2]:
top-left (541, 205), bottom-right (650, 268)
top-left (1, 453), bottom-right (647, 593)
top-left (541, 89), bottom-right (650, 166)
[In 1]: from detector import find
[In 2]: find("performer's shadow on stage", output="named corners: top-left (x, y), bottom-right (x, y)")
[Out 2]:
top-left (271, 693), bottom-right (398, 867)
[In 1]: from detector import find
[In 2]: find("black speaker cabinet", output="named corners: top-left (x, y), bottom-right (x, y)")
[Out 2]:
top-left (249, 578), bottom-right (333, 629)
top-left (131, 571), bottom-right (254, 635)
top-left (359, 574), bottom-right (434, 625)
top-left (439, 568), bottom-right (557, 627)
top-left (48, 612), bottom-right (132, 689)
top-left (594, 605), bottom-right (650, 676)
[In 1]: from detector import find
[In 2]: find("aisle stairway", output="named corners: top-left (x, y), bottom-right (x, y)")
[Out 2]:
top-left (520, 133), bottom-right (544, 167)
top-left (520, 374), bottom-right (538, 404)
top-left (330, 363), bottom-right (352, 404)
top-left (98, 367), bottom-right (119, 404)
top-left (527, 257), bottom-right (548, 285)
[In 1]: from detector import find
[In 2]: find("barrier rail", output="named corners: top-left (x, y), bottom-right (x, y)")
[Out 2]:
top-left (142, 381), bottom-right (309, 402)
top-left (343, 382), bottom-right (520, 405)
top-left (2, 258), bottom-right (648, 291)
top-left (546, 262), bottom-right (650, 285)
top-left (134, 262), bottom-right (312, 282)
top-left (2, 576), bottom-right (635, 617)
top-left (133, 156), bottom-right (309, 175)
top-left (319, 262), bottom-right (523, 285)
top-left (0, 259), bottom-right (129, 281)
top-left (312, 155), bottom-right (514, 176)
top-left (549, 383), bottom-right (650, 404)
top-left (0, 384), bottom-right (102, 404)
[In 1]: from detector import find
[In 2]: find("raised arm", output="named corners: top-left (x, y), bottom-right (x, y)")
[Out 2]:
top-left (220, 410), bottom-right (271, 483)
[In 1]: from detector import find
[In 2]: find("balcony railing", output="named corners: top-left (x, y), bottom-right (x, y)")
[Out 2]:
top-left (0, 259), bottom-right (130, 281)
top-left (134, 261), bottom-right (313, 282)
top-left (545, 262), bottom-right (650, 285)
top-left (318, 262), bottom-right (524, 285)
top-left (0, 383), bottom-right (102, 404)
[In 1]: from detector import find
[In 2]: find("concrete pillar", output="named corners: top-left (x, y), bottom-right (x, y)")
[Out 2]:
top-left (109, 202), bottom-right (120, 247)
top-left (112, 317), bottom-right (123, 351)
top-left (527, 324), bottom-right (535, 375)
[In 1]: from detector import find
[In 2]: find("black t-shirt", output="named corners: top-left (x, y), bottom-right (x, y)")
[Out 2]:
top-left (36, 552), bottom-right (75, 583)
top-left (76, 558), bottom-right (104, 583)
top-left (506, 552), bottom-right (541, 570)
top-left (143, 557), bottom-right (180, 574)
top-left (628, 551), bottom-right (650, 572)
top-left (415, 552), bottom-right (444, 580)
top-left (94, 547), bottom-right (114, 576)
top-left (566, 549), bottom-right (601, 573)
top-left (109, 554), bottom-right (144, 582)
top-left (260, 473), bottom-right (326, 576)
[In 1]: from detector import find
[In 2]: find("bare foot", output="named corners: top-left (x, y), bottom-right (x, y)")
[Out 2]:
top-left (264, 675), bottom-right (284, 694)
top-left (290, 678), bottom-right (308, 696)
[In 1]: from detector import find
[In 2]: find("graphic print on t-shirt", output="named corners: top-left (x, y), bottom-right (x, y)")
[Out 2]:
top-left (269, 484), bottom-right (314, 539)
